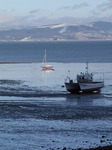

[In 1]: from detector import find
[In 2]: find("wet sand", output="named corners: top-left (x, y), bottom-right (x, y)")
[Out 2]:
top-left (0, 94), bottom-right (112, 120)
top-left (0, 94), bottom-right (112, 150)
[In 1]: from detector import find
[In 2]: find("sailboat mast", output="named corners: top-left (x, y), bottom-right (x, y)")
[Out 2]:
top-left (45, 49), bottom-right (46, 65)
top-left (41, 49), bottom-right (54, 71)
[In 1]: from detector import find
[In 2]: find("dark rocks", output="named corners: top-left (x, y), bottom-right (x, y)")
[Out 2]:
top-left (62, 147), bottom-right (66, 150)
top-left (100, 140), bottom-right (105, 143)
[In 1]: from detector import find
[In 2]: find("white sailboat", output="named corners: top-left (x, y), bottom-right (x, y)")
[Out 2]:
top-left (41, 49), bottom-right (54, 71)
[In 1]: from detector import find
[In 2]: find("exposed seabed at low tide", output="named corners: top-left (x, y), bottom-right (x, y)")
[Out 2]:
top-left (0, 96), bottom-right (112, 150)
top-left (0, 63), bottom-right (112, 149)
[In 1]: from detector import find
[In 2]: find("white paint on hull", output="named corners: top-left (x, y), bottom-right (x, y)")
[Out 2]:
top-left (79, 82), bottom-right (104, 91)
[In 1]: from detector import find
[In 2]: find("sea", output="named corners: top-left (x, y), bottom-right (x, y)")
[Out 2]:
top-left (0, 41), bottom-right (112, 63)
top-left (0, 41), bottom-right (112, 150)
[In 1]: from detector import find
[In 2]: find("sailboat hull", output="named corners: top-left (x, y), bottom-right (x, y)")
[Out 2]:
top-left (42, 65), bottom-right (54, 71)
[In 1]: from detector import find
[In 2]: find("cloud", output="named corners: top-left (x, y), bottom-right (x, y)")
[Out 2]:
top-left (88, 0), bottom-right (112, 21)
top-left (0, 7), bottom-right (112, 30)
top-left (29, 9), bottom-right (39, 14)
top-left (0, 12), bottom-right (88, 29)
top-left (0, 12), bottom-right (13, 24)
top-left (72, 2), bottom-right (89, 10)
top-left (89, 9), bottom-right (101, 18)
top-left (0, 11), bottom-right (35, 29)
top-left (59, 6), bottom-right (71, 10)
top-left (29, 9), bottom-right (46, 14)
top-left (97, 0), bottom-right (112, 11)
top-left (59, 2), bottom-right (89, 10)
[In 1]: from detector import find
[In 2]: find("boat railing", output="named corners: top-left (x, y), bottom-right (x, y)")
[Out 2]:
top-left (93, 78), bottom-right (104, 83)
top-left (92, 72), bottom-right (104, 82)
top-left (65, 76), bottom-right (77, 83)
top-left (65, 76), bottom-right (70, 83)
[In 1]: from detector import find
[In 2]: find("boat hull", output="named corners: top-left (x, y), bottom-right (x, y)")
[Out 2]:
top-left (65, 83), bottom-right (80, 93)
top-left (42, 65), bottom-right (54, 71)
top-left (65, 82), bottom-right (104, 94)
top-left (42, 67), bottom-right (54, 71)
top-left (79, 82), bottom-right (104, 93)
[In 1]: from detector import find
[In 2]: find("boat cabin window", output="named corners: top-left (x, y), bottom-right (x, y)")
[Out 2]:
top-left (78, 76), bottom-right (84, 80)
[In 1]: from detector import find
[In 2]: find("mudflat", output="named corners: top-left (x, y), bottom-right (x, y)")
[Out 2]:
top-left (0, 94), bottom-right (112, 150)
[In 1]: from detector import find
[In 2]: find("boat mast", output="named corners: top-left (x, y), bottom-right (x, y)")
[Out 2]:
top-left (45, 49), bottom-right (46, 65)
top-left (86, 62), bottom-right (88, 73)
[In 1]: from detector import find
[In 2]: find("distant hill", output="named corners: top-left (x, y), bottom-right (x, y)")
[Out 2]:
top-left (91, 21), bottom-right (112, 30)
top-left (0, 21), bottom-right (112, 41)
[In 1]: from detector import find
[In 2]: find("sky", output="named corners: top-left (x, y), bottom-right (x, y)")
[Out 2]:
top-left (0, 0), bottom-right (112, 28)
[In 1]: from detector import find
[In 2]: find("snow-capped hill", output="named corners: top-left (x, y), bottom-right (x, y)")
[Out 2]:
top-left (0, 21), bottom-right (112, 41)
top-left (50, 24), bottom-right (66, 29)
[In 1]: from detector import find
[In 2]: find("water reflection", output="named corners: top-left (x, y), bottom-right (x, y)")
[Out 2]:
top-left (65, 93), bottom-right (104, 107)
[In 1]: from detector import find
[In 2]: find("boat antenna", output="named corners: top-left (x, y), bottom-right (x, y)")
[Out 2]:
top-left (86, 62), bottom-right (88, 73)
top-left (68, 70), bottom-right (70, 78)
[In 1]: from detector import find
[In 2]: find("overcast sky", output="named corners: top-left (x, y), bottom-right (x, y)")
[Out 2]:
top-left (0, 0), bottom-right (112, 28)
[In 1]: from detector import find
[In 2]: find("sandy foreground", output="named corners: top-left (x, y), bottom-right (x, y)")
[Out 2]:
top-left (0, 94), bottom-right (112, 150)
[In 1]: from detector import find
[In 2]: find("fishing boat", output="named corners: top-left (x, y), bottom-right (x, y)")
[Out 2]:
top-left (65, 63), bottom-right (104, 93)
top-left (41, 49), bottom-right (54, 71)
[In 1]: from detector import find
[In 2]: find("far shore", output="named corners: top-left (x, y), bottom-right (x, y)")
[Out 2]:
top-left (0, 39), bottom-right (112, 43)
top-left (0, 62), bottom-right (34, 64)
top-left (0, 62), bottom-right (112, 64)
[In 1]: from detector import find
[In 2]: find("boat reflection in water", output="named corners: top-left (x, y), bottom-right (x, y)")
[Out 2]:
top-left (65, 62), bottom-right (104, 94)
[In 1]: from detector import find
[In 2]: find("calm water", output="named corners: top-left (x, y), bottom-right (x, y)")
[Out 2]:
top-left (0, 41), bottom-right (112, 63)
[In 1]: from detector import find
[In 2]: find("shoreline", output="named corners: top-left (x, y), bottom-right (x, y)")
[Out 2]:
top-left (0, 62), bottom-right (32, 64)
top-left (0, 62), bottom-right (112, 64)
top-left (0, 39), bottom-right (112, 43)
